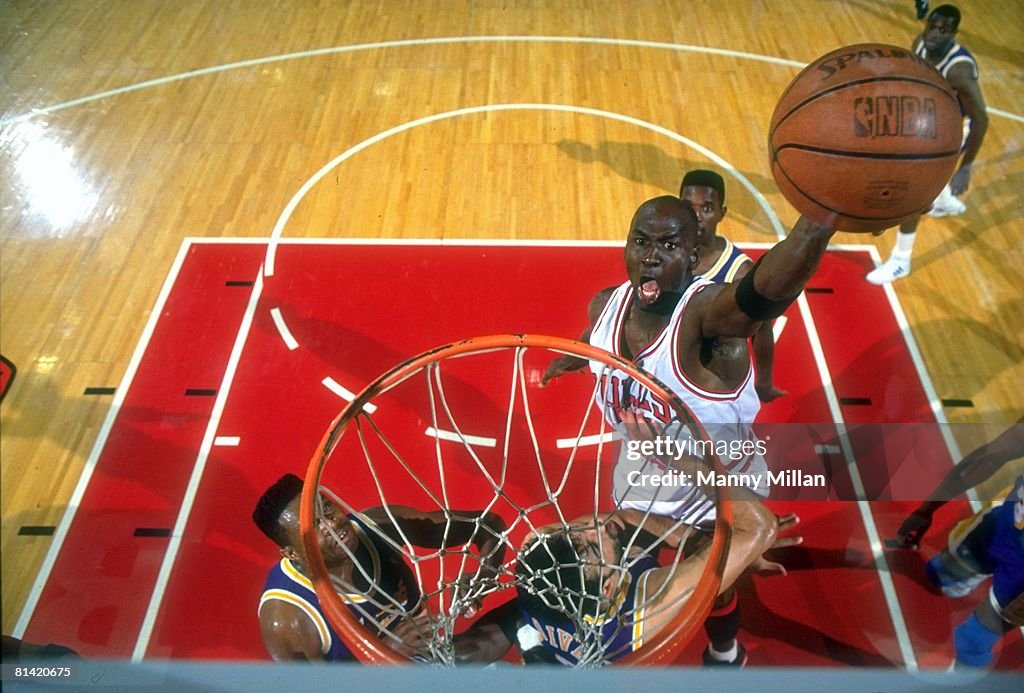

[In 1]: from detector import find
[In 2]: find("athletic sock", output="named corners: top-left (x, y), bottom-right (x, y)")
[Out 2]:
top-left (894, 231), bottom-right (916, 257)
top-left (707, 641), bottom-right (739, 663)
top-left (704, 590), bottom-right (741, 654)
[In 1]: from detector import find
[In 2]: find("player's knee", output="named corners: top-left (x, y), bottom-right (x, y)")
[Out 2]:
top-left (926, 552), bottom-right (986, 598)
top-left (953, 613), bottom-right (1001, 668)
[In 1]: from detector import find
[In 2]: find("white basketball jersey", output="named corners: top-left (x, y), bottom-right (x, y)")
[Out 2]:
top-left (588, 279), bottom-right (769, 521)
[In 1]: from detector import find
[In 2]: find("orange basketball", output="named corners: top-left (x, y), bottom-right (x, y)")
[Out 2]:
top-left (769, 43), bottom-right (962, 232)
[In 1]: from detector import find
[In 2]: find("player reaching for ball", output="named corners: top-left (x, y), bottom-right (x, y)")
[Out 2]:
top-left (543, 196), bottom-right (827, 665)
top-left (867, 4), bottom-right (988, 284)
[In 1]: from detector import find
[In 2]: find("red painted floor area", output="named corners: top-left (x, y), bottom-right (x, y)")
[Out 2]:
top-left (19, 240), bottom-right (1023, 670)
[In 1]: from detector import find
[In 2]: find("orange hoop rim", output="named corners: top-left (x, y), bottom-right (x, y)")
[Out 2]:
top-left (300, 333), bottom-right (731, 666)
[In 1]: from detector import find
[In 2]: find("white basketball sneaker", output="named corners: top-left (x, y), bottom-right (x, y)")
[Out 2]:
top-left (927, 185), bottom-right (967, 217)
top-left (866, 255), bottom-right (911, 284)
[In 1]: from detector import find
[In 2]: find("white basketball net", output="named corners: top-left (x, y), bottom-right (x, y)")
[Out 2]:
top-left (307, 338), bottom-right (723, 667)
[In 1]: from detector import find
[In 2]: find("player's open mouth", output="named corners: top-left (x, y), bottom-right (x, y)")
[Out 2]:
top-left (637, 278), bottom-right (661, 306)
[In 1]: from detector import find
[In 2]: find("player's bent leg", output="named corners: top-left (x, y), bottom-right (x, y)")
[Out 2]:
top-left (702, 587), bottom-right (746, 667)
top-left (926, 551), bottom-right (988, 597)
top-left (954, 613), bottom-right (1001, 668)
top-left (928, 503), bottom-right (1000, 596)
top-left (996, 590), bottom-right (1024, 628)
top-left (954, 593), bottom-right (1014, 669)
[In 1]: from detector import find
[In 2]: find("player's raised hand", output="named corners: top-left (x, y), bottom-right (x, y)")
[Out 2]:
top-left (750, 512), bottom-right (802, 576)
top-left (388, 610), bottom-right (438, 657)
top-left (949, 165), bottom-right (972, 197)
top-left (894, 508), bottom-right (934, 549)
top-left (541, 355), bottom-right (588, 385)
top-left (619, 407), bottom-right (665, 443)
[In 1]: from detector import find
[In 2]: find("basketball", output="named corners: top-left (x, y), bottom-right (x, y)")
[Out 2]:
top-left (768, 43), bottom-right (963, 232)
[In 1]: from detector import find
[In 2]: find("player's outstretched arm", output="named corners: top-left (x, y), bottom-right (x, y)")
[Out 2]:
top-left (368, 505), bottom-right (507, 572)
top-left (542, 287), bottom-right (615, 385)
top-left (696, 216), bottom-right (836, 341)
top-left (896, 415), bottom-right (1024, 547)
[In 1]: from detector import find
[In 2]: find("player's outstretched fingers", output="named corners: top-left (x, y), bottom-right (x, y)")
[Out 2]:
top-left (619, 408), bottom-right (665, 443)
top-left (894, 511), bottom-right (933, 549)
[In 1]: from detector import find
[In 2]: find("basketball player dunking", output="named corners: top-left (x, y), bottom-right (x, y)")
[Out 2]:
top-left (867, 4), bottom-right (988, 284)
top-left (543, 196), bottom-right (832, 665)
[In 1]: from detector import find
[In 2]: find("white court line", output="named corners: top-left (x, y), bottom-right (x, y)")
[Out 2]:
top-left (772, 315), bottom-right (788, 341)
top-left (269, 307), bottom-right (299, 350)
top-left (264, 102), bottom-right (786, 275)
top-left (867, 246), bottom-right (978, 509)
top-left (213, 436), bottom-right (241, 446)
top-left (556, 431), bottom-right (620, 449)
top-left (794, 290), bottom-right (917, 669)
top-left (424, 427), bottom-right (497, 448)
top-left (187, 237), bottom-right (872, 250)
top-left (133, 269), bottom-right (265, 660)
top-left (3, 35), bottom-right (1021, 128)
top-left (784, 237), bottom-right (918, 669)
top-left (13, 241), bottom-right (197, 638)
top-left (190, 236), bottom-right (619, 247)
top-left (322, 377), bottom-right (378, 414)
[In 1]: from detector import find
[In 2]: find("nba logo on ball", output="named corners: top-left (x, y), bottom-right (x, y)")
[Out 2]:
top-left (769, 44), bottom-right (962, 232)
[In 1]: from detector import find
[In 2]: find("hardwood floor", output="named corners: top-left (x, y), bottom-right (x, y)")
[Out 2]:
top-left (1, 0), bottom-right (1021, 634)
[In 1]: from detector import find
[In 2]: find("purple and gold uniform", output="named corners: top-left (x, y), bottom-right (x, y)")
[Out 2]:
top-left (519, 552), bottom-right (661, 666)
top-left (259, 516), bottom-right (417, 661)
top-left (934, 474), bottom-right (1024, 614)
top-left (697, 238), bottom-right (752, 284)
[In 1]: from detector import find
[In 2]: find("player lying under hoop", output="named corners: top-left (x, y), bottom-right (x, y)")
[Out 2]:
top-left (253, 473), bottom-right (508, 662)
top-left (542, 195), bottom-right (831, 664)
top-left (512, 411), bottom-right (778, 666)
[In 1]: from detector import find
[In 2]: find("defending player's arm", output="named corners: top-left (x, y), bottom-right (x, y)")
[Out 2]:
top-left (946, 62), bottom-right (988, 195)
top-left (639, 487), bottom-right (777, 634)
top-left (897, 415), bottom-right (1024, 547)
top-left (692, 216), bottom-right (835, 341)
top-left (366, 505), bottom-right (507, 577)
top-left (388, 599), bottom-right (519, 663)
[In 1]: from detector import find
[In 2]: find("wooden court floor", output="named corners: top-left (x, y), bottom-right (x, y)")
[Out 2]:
top-left (1, 0), bottom-right (1022, 640)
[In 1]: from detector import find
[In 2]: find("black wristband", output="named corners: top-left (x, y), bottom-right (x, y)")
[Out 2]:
top-left (734, 258), bottom-right (793, 321)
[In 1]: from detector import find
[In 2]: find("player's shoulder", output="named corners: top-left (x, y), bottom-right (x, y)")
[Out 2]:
top-left (258, 598), bottom-right (323, 660)
top-left (588, 285), bottom-right (620, 321)
top-left (680, 279), bottom-right (726, 315)
top-left (946, 57), bottom-right (980, 85)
